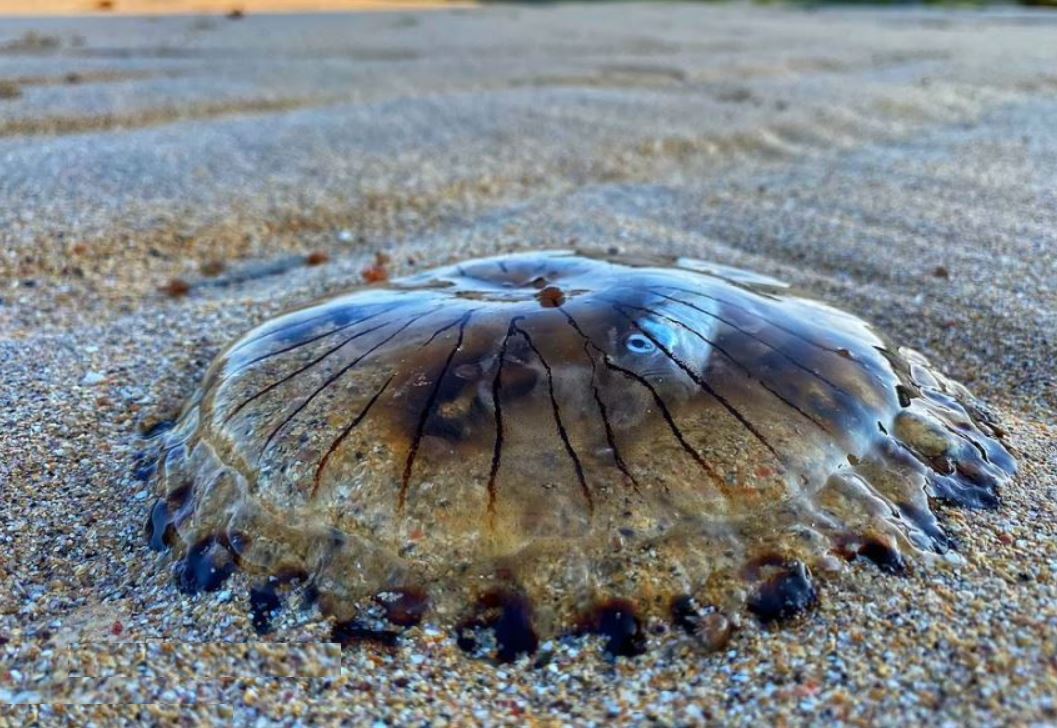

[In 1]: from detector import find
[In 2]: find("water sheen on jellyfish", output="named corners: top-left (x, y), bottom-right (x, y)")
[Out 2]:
top-left (146, 250), bottom-right (1015, 659)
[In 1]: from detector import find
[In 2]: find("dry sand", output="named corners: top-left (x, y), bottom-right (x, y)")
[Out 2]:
top-left (1, 2), bottom-right (1056, 723)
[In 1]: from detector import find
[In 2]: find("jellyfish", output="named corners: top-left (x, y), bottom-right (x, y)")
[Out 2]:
top-left (146, 250), bottom-right (1015, 659)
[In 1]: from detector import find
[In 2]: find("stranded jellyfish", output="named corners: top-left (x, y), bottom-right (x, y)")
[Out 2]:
top-left (147, 250), bottom-right (1015, 658)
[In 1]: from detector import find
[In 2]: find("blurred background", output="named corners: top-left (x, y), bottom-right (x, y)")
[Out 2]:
top-left (0, 0), bottom-right (1054, 14)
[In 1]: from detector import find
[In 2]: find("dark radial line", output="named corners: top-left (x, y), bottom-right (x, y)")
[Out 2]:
top-left (229, 300), bottom-right (401, 355)
top-left (486, 319), bottom-right (518, 522)
top-left (604, 356), bottom-right (724, 486)
top-left (649, 284), bottom-right (850, 357)
top-left (224, 305), bottom-right (439, 425)
top-left (259, 307), bottom-right (446, 458)
top-left (560, 312), bottom-right (640, 490)
top-left (608, 304), bottom-right (782, 461)
top-left (311, 374), bottom-right (395, 498)
top-left (587, 354), bottom-right (641, 491)
top-left (607, 299), bottom-right (831, 433)
top-left (226, 319), bottom-right (401, 424)
top-left (399, 311), bottom-right (474, 511)
top-left (559, 308), bottom-right (721, 487)
top-left (512, 320), bottom-right (594, 513)
top-left (228, 308), bottom-right (349, 355)
top-left (648, 289), bottom-right (852, 394)
top-left (420, 312), bottom-right (470, 347)
top-left (233, 304), bottom-right (402, 371)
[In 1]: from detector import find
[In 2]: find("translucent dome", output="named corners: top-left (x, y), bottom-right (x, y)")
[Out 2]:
top-left (147, 250), bottom-right (1015, 658)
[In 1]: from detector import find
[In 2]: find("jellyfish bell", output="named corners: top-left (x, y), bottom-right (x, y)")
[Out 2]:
top-left (147, 250), bottom-right (1015, 659)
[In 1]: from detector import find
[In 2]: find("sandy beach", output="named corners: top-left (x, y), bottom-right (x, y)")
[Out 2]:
top-left (1, 2), bottom-right (1056, 722)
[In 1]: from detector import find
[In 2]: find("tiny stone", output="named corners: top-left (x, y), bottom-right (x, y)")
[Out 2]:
top-left (81, 371), bottom-right (106, 386)
top-left (944, 551), bottom-right (966, 566)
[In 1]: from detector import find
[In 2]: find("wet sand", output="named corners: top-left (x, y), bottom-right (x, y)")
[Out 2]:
top-left (1, 3), bottom-right (1056, 722)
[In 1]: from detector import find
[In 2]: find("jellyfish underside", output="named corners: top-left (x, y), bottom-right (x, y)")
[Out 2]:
top-left (147, 251), bottom-right (1015, 659)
